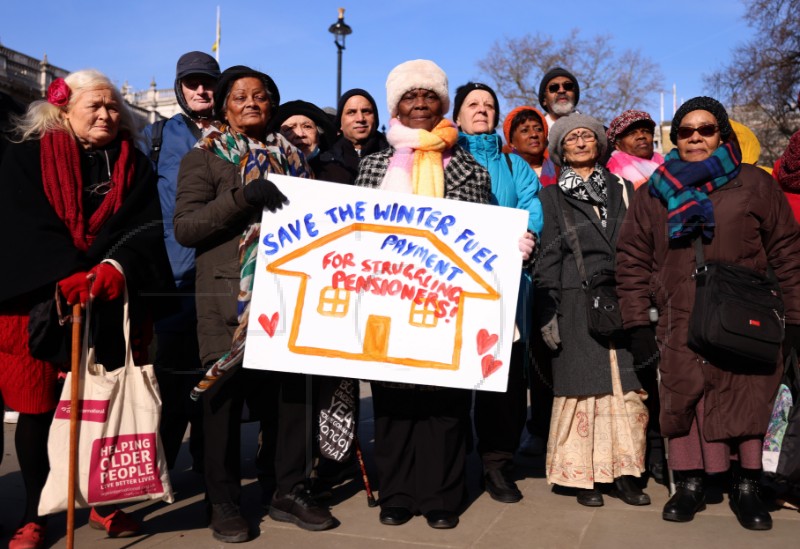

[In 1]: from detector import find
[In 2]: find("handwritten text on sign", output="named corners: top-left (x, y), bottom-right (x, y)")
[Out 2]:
top-left (243, 175), bottom-right (528, 392)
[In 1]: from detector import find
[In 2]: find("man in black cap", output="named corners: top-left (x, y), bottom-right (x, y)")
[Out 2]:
top-left (141, 50), bottom-right (220, 480)
top-left (317, 88), bottom-right (388, 184)
top-left (538, 67), bottom-right (580, 129)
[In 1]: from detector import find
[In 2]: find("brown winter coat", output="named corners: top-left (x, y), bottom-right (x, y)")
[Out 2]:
top-left (616, 163), bottom-right (800, 440)
top-left (173, 148), bottom-right (259, 366)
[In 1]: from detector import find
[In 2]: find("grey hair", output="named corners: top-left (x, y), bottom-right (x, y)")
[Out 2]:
top-left (12, 69), bottom-right (137, 143)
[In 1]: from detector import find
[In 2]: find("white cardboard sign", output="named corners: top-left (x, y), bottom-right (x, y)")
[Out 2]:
top-left (243, 174), bottom-right (528, 392)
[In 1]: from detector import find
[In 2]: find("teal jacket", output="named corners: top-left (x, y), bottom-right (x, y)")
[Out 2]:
top-left (457, 132), bottom-right (543, 234)
top-left (458, 131), bottom-right (543, 340)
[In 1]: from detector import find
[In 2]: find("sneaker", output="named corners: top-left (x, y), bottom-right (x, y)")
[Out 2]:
top-left (518, 432), bottom-right (546, 456)
top-left (9, 522), bottom-right (45, 549)
top-left (269, 487), bottom-right (337, 531)
top-left (209, 502), bottom-right (250, 543)
top-left (4, 410), bottom-right (19, 424)
top-left (88, 508), bottom-right (141, 538)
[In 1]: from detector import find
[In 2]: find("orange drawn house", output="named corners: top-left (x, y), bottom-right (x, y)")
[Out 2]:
top-left (266, 223), bottom-right (499, 370)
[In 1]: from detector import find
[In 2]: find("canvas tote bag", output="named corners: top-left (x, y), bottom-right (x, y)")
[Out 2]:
top-left (39, 289), bottom-right (173, 514)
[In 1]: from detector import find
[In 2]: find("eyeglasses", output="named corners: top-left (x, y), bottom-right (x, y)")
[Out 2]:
top-left (563, 132), bottom-right (596, 145)
top-left (548, 81), bottom-right (575, 93)
top-left (676, 124), bottom-right (719, 140)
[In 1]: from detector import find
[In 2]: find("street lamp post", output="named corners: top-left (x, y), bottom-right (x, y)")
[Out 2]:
top-left (328, 7), bottom-right (352, 106)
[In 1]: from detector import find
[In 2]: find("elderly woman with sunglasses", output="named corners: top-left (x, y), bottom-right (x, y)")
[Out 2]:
top-left (616, 97), bottom-right (800, 531)
top-left (534, 113), bottom-right (650, 509)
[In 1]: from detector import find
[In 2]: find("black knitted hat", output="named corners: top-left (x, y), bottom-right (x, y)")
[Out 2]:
top-left (453, 82), bottom-right (500, 130)
top-left (214, 65), bottom-right (280, 121)
top-left (335, 88), bottom-right (380, 134)
top-left (538, 67), bottom-right (580, 110)
top-left (670, 96), bottom-right (733, 144)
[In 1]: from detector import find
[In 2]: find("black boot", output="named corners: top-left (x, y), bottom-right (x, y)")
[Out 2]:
top-left (609, 475), bottom-right (651, 506)
top-left (662, 472), bottom-right (706, 522)
top-left (730, 472), bottom-right (772, 531)
top-left (484, 469), bottom-right (523, 503)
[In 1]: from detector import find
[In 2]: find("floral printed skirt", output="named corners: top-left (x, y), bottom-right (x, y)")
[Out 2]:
top-left (545, 348), bottom-right (648, 489)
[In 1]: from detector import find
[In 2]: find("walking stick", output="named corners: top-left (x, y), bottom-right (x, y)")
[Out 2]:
top-left (66, 304), bottom-right (82, 549)
top-left (354, 437), bottom-right (377, 507)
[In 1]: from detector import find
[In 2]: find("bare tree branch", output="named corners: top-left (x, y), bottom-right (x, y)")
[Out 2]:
top-left (477, 29), bottom-right (664, 125)
top-left (705, 0), bottom-right (800, 163)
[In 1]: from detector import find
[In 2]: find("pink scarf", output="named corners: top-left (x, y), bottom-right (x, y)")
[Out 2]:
top-left (606, 149), bottom-right (665, 189)
top-left (381, 118), bottom-right (458, 197)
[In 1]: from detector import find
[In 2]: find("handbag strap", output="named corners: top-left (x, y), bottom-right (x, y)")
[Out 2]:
top-left (557, 190), bottom-right (589, 286)
top-left (692, 237), bottom-right (707, 273)
top-left (80, 283), bottom-right (134, 374)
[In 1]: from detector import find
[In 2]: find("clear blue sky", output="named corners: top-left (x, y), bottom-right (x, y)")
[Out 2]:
top-left (1, 0), bottom-right (752, 126)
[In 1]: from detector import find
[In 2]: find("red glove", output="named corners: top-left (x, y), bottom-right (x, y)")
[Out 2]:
top-left (89, 263), bottom-right (125, 301)
top-left (58, 271), bottom-right (91, 305)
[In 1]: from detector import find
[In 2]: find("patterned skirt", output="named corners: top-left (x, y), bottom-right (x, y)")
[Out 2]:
top-left (545, 348), bottom-right (648, 489)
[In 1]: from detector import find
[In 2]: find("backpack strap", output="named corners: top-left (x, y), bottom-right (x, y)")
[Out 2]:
top-left (504, 152), bottom-right (513, 175)
top-left (148, 119), bottom-right (167, 168)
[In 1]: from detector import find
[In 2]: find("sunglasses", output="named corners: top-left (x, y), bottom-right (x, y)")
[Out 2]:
top-left (676, 124), bottom-right (719, 140)
top-left (548, 81), bottom-right (575, 93)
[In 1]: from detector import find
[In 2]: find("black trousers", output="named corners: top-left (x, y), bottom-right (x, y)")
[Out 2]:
top-left (474, 341), bottom-right (528, 471)
top-left (203, 368), bottom-right (313, 504)
top-left (371, 383), bottom-right (469, 514)
top-left (154, 329), bottom-right (204, 470)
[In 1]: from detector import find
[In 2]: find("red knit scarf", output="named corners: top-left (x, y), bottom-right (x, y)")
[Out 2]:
top-left (40, 130), bottom-right (133, 251)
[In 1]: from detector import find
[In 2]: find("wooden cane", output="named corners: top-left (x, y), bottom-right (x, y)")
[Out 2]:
top-left (66, 304), bottom-right (82, 549)
top-left (354, 437), bottom-right (377, 507)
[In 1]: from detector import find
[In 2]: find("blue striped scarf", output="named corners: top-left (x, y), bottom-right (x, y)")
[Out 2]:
top-left (648, 142), bottom-right (741, 240)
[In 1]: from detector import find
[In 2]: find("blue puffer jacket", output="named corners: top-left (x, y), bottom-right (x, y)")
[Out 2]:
top-left (142, 114), bottom-right (200, 289)
top-left (458, 131), bottom-right (543, 340)
top-left (457, 132), bottom-right (543, 234)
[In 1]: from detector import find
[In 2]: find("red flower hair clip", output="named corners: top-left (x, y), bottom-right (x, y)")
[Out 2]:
top-left (46, 78), bottom-right (71, 107)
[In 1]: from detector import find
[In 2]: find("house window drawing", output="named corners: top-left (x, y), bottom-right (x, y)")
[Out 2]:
top-left (318, 286), bottom-right (350, 317)
top-left (409, 300), bottom-right (438, 328)
top-left (266, 223), bottom-right (500, 371)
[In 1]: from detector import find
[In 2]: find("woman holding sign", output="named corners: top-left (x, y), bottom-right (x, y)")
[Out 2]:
top-left (533, 113), bottom-right (650, 508)
top-left (174, 66), bottom-right (337, 542)
top-left (355, 59), bottom-right (534, 529)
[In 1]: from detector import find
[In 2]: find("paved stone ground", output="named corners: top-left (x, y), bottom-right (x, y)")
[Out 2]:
top-left (2, 382), bottom-right (798, 548)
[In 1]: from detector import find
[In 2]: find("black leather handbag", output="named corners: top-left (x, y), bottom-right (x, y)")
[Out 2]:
top-left (559, 192), bottom-right (623, 340)
top-left (688, 238), bottom-right (784, 364)
top-left (28, 286), bottom-right (71, 363)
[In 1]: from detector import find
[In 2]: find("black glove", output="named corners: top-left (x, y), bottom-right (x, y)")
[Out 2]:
top-left (242, 178), bottom-right (288, 212)
top-left (784, 324), bottom-right (800, 356)
top-left (628, 325), bottom-right (659, 370)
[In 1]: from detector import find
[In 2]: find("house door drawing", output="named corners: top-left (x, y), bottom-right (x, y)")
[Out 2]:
top-left (363, 315), bottom-right (391, 360)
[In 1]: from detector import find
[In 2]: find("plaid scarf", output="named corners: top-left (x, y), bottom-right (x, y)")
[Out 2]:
top-left (190, 124), bottom-right (309, 399)
top-left (40, 130), bottom-right (133, 252)
top-left (381, 118), bottom-right (458, 197)
top-left (648, 142), bottom-right (741, 240)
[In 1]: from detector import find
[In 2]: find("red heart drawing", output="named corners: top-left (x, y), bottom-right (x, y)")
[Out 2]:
top-left (476, 329), bottom-right (499, 355)
top-left (481, 354), bottom-right (502, 378)
top-left (258, 312), bottom-right (279, 337)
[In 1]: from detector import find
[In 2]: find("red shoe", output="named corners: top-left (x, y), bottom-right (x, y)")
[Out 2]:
top-left (9, 522), bottom-right (45, 549)
top-left (89, 508), bottom-right (141, 538)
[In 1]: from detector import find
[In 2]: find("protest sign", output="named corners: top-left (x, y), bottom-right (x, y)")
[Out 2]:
top-left (243, 174), bottom-right (528, 392)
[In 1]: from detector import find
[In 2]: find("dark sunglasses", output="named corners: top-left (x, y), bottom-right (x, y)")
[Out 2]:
top-left (182, 77), bottom-right (216, 91)
top-left (547, 81), bottom-right (575, 93)
top-left (676, 124), bottom-right (719, 140)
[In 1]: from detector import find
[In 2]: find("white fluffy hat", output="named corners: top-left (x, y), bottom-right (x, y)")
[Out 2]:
top-left (385, 59), bottom-right (450, 118)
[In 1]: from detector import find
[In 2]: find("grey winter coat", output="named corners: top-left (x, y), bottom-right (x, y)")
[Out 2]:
top-left (534, 168), bottom-right (640, 397)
